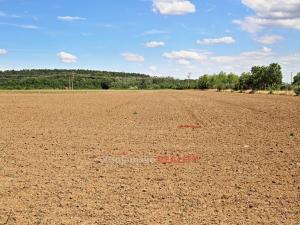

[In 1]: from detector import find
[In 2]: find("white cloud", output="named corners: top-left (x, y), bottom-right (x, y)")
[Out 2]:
top-left (240, 46), bottom-right (272, 58)
top-left (121, 53), bottom-right (145, 62)
top-left (208, 47), bottom-right (300, 82)
top-left (163, 50), bottom-right (208, 63)
top-left (279, 53), bottom-right (300, 67)
top-left (57, 16), bottom-right (86, 22)
top-left (211, 47), bottom-right (272, 63)
top-left (234, 17), bottom-right (300, 33)
top-left (235, 0), bottom-right (300, 32)
top-left (241, 0), bottom-right (300, 19)
top-left (145, 41), bottom-right (165, 48)
top-left (153, 0), bottom-right (196, 15)
top-left (254, 35), bottom-right (283, 45)
top-left (203, 47), bottom-right (275, 77)
top-left (0, 48), bottom-right (8, 55)
top-left (197, 36), bottom-right (235, 45)
top-left (149, 65), bottom-right (157, 71)
top-left (233, 17), bottom-right (263, 33)
top-left (163, 50), bottom-right (210, 66)
top-left (154, 46), bottom-right (299, 82)
top-left (57, 52), bottom-right (78, 63)
top-left (210, 56), bottom-right (236, 64)
top-left (176, 59), bottom-right (191, 65)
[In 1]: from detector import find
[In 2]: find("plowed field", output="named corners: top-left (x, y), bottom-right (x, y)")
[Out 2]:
top-left (0, 91), bottom-right (299, 224)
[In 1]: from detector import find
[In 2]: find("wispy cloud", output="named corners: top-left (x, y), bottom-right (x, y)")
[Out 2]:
top-left (0, 22), bottom-right (39, 29)
top-left (0, 48), bottom-right (8, 55)
top-left (57, 16), bottom-right (86, 22)
top-left (121, 53), bottom-right (145, 62)
top-left (254, 35), bottom-right (284, 45)
top-left (197, 36), bottom-right (236, 45)
top-left (139, 29), bottom-right (169, 36)
top-left (149, 65), bottom-right (157, 72)
top-left (0, 11), bottom-right (21, 18)
top-left (95, 23), bottom-right (116, 29)
top-left (81, 32), bottom-right (93, 37)
top-left (145, 41), bottom-right (165, 48)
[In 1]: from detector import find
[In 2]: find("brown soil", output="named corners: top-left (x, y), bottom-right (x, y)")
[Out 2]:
top-left (0, 90), bottom-right (299, 225)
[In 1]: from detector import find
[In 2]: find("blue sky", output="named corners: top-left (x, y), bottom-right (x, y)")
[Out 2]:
top-left (0, 0), bottom-right (300, 81)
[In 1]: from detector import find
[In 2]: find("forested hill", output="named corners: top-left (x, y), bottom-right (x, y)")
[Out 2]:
top-left (0, 69), bottom-right (150, 78)
top-left (0, 69), bottom-right (193, 90)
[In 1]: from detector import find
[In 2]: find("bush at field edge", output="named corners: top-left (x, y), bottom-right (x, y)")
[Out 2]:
top-left (294, 85), bottom-right (300, 96)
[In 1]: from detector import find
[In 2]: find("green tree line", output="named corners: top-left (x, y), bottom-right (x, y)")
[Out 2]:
top-left (197, 63), bottom-right (300, 95)
top-left (0, 66), bottom-right (299, 95)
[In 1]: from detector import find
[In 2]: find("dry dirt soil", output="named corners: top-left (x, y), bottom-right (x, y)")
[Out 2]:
top-left (0, 90), bottom-right (299, 225)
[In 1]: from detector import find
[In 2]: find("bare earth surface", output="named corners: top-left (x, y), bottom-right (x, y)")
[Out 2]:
top-left (0, 90), bottom-right (299, 225)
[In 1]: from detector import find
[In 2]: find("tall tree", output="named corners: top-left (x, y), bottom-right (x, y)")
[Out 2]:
top-left (293, 72), bottom-right (300, 85)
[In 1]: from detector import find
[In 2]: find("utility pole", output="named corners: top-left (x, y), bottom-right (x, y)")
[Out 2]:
top-left (69, 72), bottom-right (75, 90)
top-left (291, 72), bottom-right (293, 85)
